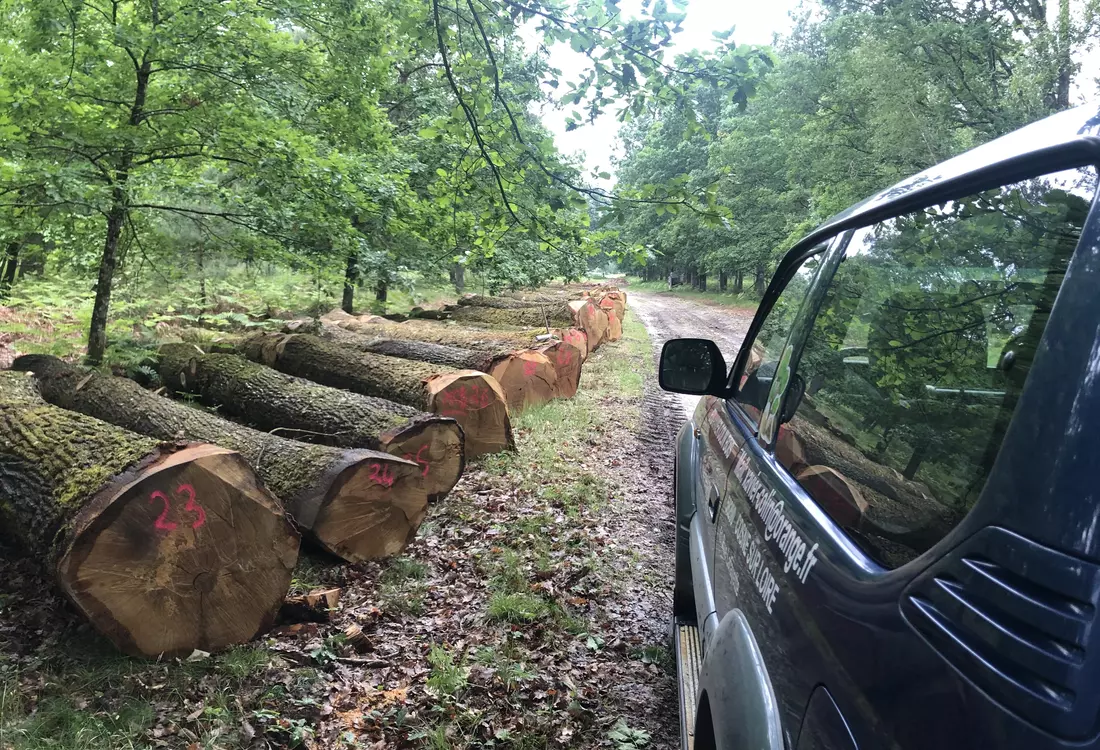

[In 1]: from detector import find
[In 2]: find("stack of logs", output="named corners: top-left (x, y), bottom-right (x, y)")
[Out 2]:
top-left (0, 284), bottom-right (628, 657)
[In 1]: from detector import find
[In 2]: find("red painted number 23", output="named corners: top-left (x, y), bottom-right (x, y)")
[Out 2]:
top-left (149, 483), bottom-right (207, 532)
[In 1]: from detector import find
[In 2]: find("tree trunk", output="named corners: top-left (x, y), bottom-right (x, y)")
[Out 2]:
top-left (342, 252), bottom-right (359, 315)
top-left (735, 271), bottom-right (743, 293)
top-left (87, 201), bottom-right (126, 365)
top-left (903, 443), bottom-right (927, 480)
top-left (329, 318), bottom-right (587, 388)
top-left (0, 241), bottom-right (19, 300)
top-left (1055, 0), bottom-right (1072, 110)
top-left (15, 355), bottom-right (425, 563)
top-left (0, 371), bottom-right (298, 657)
top-left (354, 338), bottom-right (556, 413)
top-left (754, 264), bottom-right (767, 297)
top-left (698, 273), bottom-right (707, 292)
top-left (375, 277), bottom-right (388, 303)
top-left (238, 333), bottom-right (515, 457)
top-left (719, 271), bottom-right (727, 292)
top-left (452, 262), bottom-right (465, 293)
top-left (156, 346), bottom-right (464, 502)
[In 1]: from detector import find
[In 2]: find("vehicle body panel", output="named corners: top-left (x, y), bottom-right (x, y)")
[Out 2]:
top-left (669, 103), bottom-right (1100, 750)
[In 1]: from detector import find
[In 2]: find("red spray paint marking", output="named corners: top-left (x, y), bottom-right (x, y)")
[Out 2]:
top-left (402, 444), bottom-right (431, 477)
top-left (523, 360), bottom-right (539, 377)
top-left (149, 491), bottom-right (178, 532)
top-left (557, 347), bottom-right (573, 367)
top-left (368, 463), bottom-right (396, 488)
top-left (438, 382), bottom-right (494, 417)
top-left (149, 483), bottom-right (206, 532)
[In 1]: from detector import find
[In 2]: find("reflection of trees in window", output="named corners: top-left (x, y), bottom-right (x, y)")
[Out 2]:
top-left (787, 167), bottom-right (1097, 568)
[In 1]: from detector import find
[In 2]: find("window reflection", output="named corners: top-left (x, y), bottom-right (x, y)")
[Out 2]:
top-left (778, 167), bottom-right (1098, 568)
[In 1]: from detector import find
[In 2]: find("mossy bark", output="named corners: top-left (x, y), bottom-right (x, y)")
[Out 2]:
top-left (0, 371), bottom-right (299, 657)
top-left (446, 304), bottom-right (575, 328)
top-left (237, 333), bottom-right (514, 456)
top-left (335, 318), bottom-right (536, 351)
top-left (156, 346), bottom-right (464, 502)
top-left (356, 338), bottom-right (501, 372)
top-left (14, 355), bottom-right (425, 562)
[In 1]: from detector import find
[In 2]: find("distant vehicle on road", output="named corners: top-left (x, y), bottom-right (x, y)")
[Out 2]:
top-left (659, 104), bottom-right (1100, 750)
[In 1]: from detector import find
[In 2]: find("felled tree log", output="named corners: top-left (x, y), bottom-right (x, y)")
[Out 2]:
top-left (0, 372), bottom-right (299, 657)
top-left (455, 294), bottom-right (558, 309)
top-left (156, 346), bottom-right (464, 502)
top-left (568, 299), bottom-right (609, 350)
top-left (550, 327), bottom-right (589, 362)
top-left (335, 337), bottom-right (557, 413)
top-left (238, 333), bottom-right (514, 457)
top-left (596, 293), bottom-right (627, 322)
top-left (14, 356), bottom-right (425, 563)
top-left (324, 324), bottom-right (581, 402)
top-left (445, 303), bottom-right (576, 328)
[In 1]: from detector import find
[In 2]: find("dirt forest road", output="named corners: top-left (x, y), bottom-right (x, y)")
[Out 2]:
top-left (632, 291), bottom-right (756, 421)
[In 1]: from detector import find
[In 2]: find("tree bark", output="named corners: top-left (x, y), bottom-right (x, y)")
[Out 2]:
top-left (238, 333), bottom-right (515, 457)
top-left (342, 252), bottom-right (359, 314)
top-left (698, 273), bottom-right (707, 292)
top-left (375, 277), bottom-right (388, 303)
top-left (330, 318), bottom-right (587, 387)
top-left (754, 264), bottom-right (767, 297)
top-left (452, 262), bottom-right (465, 293)
top-left (14, 355), bottom-right (424, 563)
top-left (87, 201), bottom-right (126, 365)
top-left (735, 271), bottom-right (743, 293)
top-left (0, 241), bottom-right (20, 300)
top-left (0, 371), bottom-right (298, 657)
top-left (156, 346), bottom-right (464, 502)
top-left (350, 338), bottom-right (556, 413)
top-left (445, 303), bottom-right (575, 328)
top-left (719, 271), bottom-right (727, 292)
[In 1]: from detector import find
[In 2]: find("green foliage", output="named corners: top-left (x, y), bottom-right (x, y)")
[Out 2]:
top-left (486, 592), bottom-right (551, 624)
top-left (608, 0), bottom-right (1097, 286)
top-left (426, 646), bottom-right (468, 698)
top-left (607, 719), bottom-right (651, 749)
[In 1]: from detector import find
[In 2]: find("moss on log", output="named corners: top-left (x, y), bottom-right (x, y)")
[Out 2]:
top-left (238, 333), bottom-right (514, 458)
top-left (446, 304), bottom-right (576, 328)
top-left (334, 337), bottom-right (556, 413)
top-left (157, 346), bottom-right (464, 502)
top-left (0, 372), bottom-right (299, 657)
top-left (14, 356), bottom-right (424, 562)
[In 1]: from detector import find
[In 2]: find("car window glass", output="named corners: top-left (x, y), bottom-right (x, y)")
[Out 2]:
top-left (776, 166), bottom-right (1098, 568)
top-left (732, 250), bottom-right (825, 427)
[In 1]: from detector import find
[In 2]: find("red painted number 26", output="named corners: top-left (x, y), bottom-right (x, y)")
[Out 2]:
top-left (149, 483), bottom-right (207, 532)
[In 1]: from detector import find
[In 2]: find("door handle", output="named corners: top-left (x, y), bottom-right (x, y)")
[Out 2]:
top-left (708, 484), bottom-right (721, 522)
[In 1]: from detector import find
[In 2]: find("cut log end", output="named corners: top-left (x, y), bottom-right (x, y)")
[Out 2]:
top-left (58, 444), bottom-right (300, 658)
top-left (425, 371), bottom-right (515, 458)
top-left (307, 453), bottom-right (428, 563)
top-left (536, 342), bottom-right (583, 399)
top-left (378, 418), bottom-right (466, 502)
top-left (552, 328), bottom-right (589, 362)
top-left (487, 351), bottom-right (557, 413)
top-left (568, 299), bottom-right (609, 350)
top-left (605, 309), bottom-right (623, 341)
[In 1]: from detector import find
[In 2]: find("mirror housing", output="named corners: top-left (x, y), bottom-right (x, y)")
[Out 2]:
top-left (659, 338), bottom-right (728, 396)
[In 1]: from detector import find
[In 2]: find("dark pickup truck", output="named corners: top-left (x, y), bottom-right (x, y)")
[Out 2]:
top-left (660, 103), bottom-right (1100, 750)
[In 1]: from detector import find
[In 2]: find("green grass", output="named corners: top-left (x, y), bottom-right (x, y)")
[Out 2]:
top-left (486, 592), bottom-right (552, 624)
top-left (426, 646), bottom-right (468, 698)
top-left (626, 276), bottom-right (760, 311)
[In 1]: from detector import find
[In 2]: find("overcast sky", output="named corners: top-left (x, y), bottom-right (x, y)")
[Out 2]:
top-left (533, 0), bottom-right (1100, 188)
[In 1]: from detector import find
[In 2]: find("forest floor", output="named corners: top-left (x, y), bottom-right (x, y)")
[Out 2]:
top-left (0, 308), bottom-right (690, 750)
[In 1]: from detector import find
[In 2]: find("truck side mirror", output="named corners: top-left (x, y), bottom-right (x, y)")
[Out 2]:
top-left (659, 339), bottom-right (728, 396)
